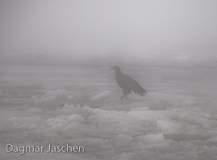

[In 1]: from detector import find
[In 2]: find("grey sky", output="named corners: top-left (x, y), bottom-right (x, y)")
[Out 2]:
top-left (0, 0), bottom-right (217, 56)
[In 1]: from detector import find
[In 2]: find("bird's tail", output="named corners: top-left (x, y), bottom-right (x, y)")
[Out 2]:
top-left (139, 88), bottom-right (147, 96)
top-left (140, 91), bottom-right (147, 96)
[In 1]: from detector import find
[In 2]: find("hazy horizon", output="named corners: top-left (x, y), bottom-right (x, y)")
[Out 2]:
top-left (0, 0), bottom-right (217, 57)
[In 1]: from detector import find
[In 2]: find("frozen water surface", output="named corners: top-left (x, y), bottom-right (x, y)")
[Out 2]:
top-left (1, 53), bottom-right (217, 160)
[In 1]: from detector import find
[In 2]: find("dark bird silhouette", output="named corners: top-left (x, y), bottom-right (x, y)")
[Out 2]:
top-left (111, 66), bottom-right (147, 100)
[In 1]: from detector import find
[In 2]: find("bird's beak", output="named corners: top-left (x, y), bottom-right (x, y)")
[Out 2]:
top-left (110, 66), bottom-right (114, 69)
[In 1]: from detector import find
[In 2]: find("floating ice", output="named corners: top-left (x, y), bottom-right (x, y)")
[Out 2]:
top-left (67, 95), bottom-right (74, 100)
top-left (128, 110), bottom-right (166, 121)
top-left (44, 89), bottom-right (68, 99)
top-left (203, 123), bottom-right (211, 129)
top-left (135, 134), bottom-right (165, 144)
top-left (31, 95), bottom-right (57, 105)
top-left (111, 152), bottom-right (137, 160)
top-left (132, 107), bottom-right (149, 111)
top-left (62, 104), bottom-right (76, 111)
top-left (62, 123), bottom-right (87, 138)
top-left (192, 107), bottom-right (202, 112)
top-left (67, 114), bottom-right (84, 123)
top-left (204, 114), bottom-right (212, 119)
top-left (1, 116), bottom-right (45, 134)
top-left (163, 133), bottom-right (210, 142)
top-left (156, 120), bottom-right (184, 133)
top-left (144, 143), bottom-right (171, 152)
top-left (29, 124), bottom-right (38, 130)
top-left (55, 104), bottom-right (78, 114)
top-left (109, 134), bottom-right (133, 145)
top-left (181, 99), bottom-right (195, 106)
top-left (206, 137), bottom-right (217, 143)
top-left (50, 123), bottom-right (64, 133)
top-left (27, 108), bottom-right (43, 114)
top-left (165, 111), bottom-right (210, 127)
top-left (2, 50), bottom-right (217, 160)
top-left (89, 90), bottom-right (110, 101)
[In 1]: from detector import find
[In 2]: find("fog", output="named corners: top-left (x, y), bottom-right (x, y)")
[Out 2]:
top-left (1, 1), bottom-right (217, 160)
top-left (1, 0), bottom-right (217, 57)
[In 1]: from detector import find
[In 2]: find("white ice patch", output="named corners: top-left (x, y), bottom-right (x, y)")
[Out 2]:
top-left (29, 123), bottom-right (38, 130)
top-left (111, 152), bottom-right (137, 160)
top-left (109, 134), bottom-right (133, 145)
top-left (165, 111), bottom-right (217, 128)
top-left (67, 95), bottom-right (74, 100)
top-left (192, 107), bottom-right (202, 112)
top-left (67, 114), bottom-right (84, 123)
top-left (181, 99), bottom-right (195, 106)
top-left (31, 95), bottom-right (57, 105)
top-left (128, 110), bottom-right (166, 121)
top-left (62, 123), bottom-right (87, 138)
top-left (1, 116), bottom-right (45, 134)
top-left (89, 90), bottom-right (110, 101)
top-left (1, 100), bottom-right (217, 159)
top-left (62, 104), bottom-right (75, 111)
top-left (27, 108), bottom-right (43, 114)
top-left (50, 123), bottom-right (64, 133)
top-left (135, 134), bottom-right (165, 144)
top-left (206, 137), bottom-right (217, 143)
top-left (144, 143), bottom-right (171, 152)
top-left (44, 89), bottom-right (68, 99)
top-left (156, 120), bottom-right (185, 133)
top-left (132, 107), bottom-right (149, 111)
top-left (56, 104), bottom-right (78, 114)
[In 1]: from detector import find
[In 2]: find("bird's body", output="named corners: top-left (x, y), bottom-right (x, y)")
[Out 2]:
top-left (111, 66), bottom-right (147, 100)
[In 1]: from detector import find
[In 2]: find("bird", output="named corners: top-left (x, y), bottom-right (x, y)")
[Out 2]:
top-left (110, 65), bottom-right (147, 100)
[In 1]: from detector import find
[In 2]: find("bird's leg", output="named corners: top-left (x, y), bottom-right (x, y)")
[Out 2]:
top-left (121, 95), bottom-right (128, 100)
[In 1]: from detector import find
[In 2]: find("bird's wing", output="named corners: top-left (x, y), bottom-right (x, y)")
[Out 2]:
top-left (121, 74), bottom-right (147, 96)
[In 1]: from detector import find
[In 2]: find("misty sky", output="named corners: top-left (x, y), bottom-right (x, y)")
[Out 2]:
top-left (0, 0), bottom-right (217, 55)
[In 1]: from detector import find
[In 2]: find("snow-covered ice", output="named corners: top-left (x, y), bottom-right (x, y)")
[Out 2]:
top-left (1, 54), bottom-right (217, 160)
top-left (89, 90), bottom-right (110, 101)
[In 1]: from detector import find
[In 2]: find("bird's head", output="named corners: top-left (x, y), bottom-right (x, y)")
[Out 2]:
top-left (110, 66), bottom-right (121, 73)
